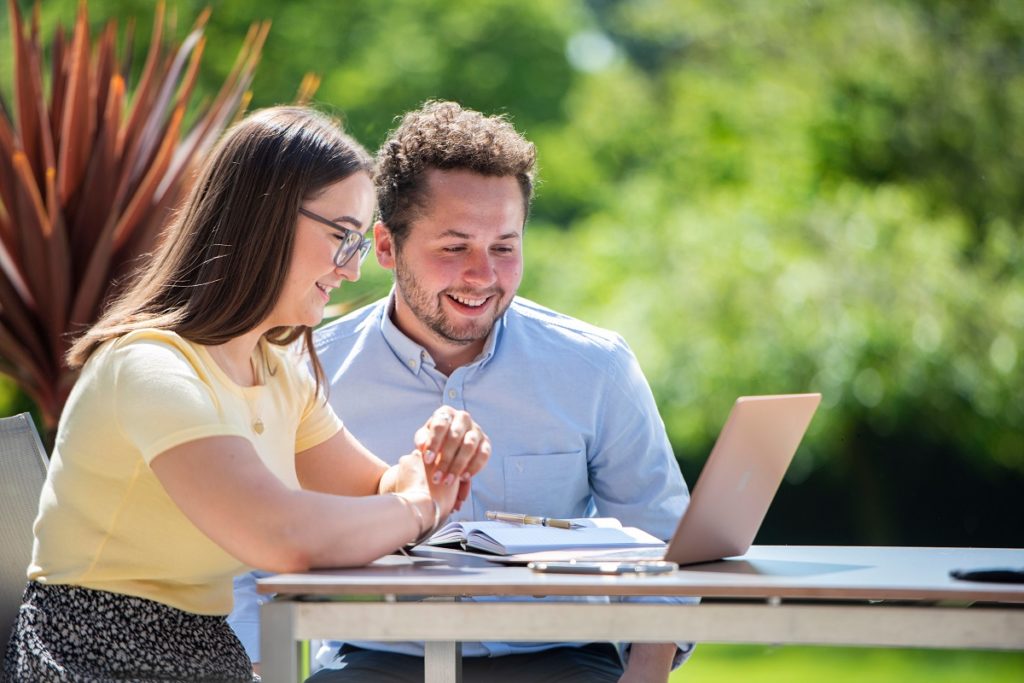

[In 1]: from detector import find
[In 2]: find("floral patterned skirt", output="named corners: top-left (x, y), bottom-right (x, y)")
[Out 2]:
top-left (2, 581), bottom-right (257, 682)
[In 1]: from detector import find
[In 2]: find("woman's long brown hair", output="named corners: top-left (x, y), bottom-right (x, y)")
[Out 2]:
top-left (67, 106), bottom-right (373, 393)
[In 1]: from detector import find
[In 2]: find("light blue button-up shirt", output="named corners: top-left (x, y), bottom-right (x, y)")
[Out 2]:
top-left (231, 292), bottom-right (694, 665)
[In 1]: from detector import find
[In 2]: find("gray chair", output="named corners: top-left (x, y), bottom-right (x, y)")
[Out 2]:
top-left (0, 412), bottom-right (48, 651)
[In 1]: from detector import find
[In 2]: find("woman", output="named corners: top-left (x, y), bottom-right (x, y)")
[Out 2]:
top-left (1, 106), bottom-right (489, 682)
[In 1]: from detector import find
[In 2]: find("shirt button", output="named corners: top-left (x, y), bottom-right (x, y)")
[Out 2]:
top-left (448, 389), bottom-right (457, 399)
top-left (408, 359), bottom-right (416, 367)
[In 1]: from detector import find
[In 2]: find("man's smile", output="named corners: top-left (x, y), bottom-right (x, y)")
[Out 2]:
top-left (444, 291), bottom-right (499, 316)
top-left (447, 292), bottom-right (490, 308)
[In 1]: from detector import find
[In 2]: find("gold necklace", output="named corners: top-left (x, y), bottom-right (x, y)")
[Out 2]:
top-left (249, 351), bottom-right (265, 435)
top-left (207, 343), bottom-right (265, 435)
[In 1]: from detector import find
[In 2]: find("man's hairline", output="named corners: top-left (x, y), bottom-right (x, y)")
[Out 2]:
top-left (380, 167), bottom-right (532, 246)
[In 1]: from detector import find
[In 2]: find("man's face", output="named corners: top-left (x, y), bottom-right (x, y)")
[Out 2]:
top-left (376, 168), bottom-right (524, 357)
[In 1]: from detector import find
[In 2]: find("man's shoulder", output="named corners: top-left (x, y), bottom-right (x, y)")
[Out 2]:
top-left (313, 299), bottom-right (386, 353)
top-left (507, 297), bottom-right (628, 356)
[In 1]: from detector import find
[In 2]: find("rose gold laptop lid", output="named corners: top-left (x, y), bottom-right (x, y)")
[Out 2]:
top-left (663, 392), bottom-right (821, 566)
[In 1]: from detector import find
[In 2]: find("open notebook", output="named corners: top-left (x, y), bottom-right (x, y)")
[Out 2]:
top-left (426, 517), bottom-right (664, 556)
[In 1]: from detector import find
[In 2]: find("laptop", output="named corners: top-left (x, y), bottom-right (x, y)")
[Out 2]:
top-left (495, 393), bottom-right (822, 566)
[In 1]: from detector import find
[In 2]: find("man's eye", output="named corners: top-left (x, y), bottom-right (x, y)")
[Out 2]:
top-left (442, 245), bottom-right (466, 253)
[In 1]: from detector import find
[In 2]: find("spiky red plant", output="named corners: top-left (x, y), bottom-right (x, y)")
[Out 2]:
top-left (0, 1), bottom-right (269, 434)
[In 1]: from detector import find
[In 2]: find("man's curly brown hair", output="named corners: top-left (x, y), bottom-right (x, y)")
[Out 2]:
top-left (375, 100), bottom-right (537, 247)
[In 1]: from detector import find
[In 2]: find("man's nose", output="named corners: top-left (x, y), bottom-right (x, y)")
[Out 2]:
top-left (462, 250), bottom-right (496, 285)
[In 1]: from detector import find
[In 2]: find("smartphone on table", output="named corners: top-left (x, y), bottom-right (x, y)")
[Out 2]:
top-left (528, 560), bottom-right (678, 575)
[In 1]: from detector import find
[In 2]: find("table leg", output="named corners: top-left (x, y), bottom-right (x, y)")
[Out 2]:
top-left (424, 640), bottom-right (462, 683)
top-left (262, 600), bottom-right (299, 683)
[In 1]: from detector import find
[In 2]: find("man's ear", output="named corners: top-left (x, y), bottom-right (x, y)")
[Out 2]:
top-left (374, 221), bottom-right (396, 269)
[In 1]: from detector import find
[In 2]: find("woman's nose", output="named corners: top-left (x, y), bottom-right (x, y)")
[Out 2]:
top-left (337, 257), bottom-right (361, 282)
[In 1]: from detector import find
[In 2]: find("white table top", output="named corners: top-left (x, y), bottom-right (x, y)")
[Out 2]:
top-left (257, 545), bottom-right (1024, 603)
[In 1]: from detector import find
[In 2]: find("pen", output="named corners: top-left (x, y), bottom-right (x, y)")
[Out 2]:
top-left (486, 510), bottom-right (583, 529)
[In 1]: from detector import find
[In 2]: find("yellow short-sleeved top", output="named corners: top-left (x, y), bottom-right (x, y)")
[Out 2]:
top-left (28, 329), bottom-right (343, 615)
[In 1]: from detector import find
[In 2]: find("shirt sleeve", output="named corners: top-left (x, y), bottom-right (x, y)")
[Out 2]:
top-left (587, 337), bottom-right (690, 539)
top-left (588, 338), bottom-right (696, 666)
top-left (112, 338), bottom-right (246, 463)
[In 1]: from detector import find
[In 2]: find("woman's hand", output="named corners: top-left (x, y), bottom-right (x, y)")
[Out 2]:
top-left (387, 450), bottom-right (457, 536)
top-left (394, 450), bottom-right (459, 518)
top-left (414, 406), bottom-right (491, 511)
top-left (387, 450), bottom-right (431, 498)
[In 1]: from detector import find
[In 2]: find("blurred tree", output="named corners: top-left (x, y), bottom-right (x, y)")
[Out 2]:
top-left (525, 0), bottom-right (1023, 544)
top-left (813, 0), bottom-right (1024, 248)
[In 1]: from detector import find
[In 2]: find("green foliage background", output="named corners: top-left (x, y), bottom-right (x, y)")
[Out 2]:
top-left (2, 0), bottom-right (1021, 549)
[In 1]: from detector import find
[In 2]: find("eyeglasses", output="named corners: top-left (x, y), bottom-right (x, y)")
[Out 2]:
top-left (298, 207), bottom-right (372, 268)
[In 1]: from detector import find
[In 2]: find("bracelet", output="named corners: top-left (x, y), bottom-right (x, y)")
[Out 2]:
top-left (409, 499), bottom-right (442, 547)
top-left (391, 493), bottom-right (443, 547)
top-left (426, 499), bottom-right (443, 540)
top-left (390, 493), bottom-right (427, 543)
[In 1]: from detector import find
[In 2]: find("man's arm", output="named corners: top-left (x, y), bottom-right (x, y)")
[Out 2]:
top-left (589, 339), bottom-right (696, 674)
top-left (586, 340), bottom-right (689, 537)
top-left (620, 643), bottom-right (678, 683)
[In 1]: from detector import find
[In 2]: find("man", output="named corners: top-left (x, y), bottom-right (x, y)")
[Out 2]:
top-left (232, 101), bottom-right (693, 682)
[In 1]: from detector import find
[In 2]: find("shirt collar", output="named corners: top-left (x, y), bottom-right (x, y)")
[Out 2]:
top-left (378, 288), bottom-right (505, 375)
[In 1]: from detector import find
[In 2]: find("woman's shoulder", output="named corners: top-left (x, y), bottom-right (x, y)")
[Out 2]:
top-left (108, 329), bottom-right (202, 364)
top-left (76, 330), bottom-right (220, 410)
top-left (91, 329), bottom-right (216, 388)
top-left (111, 327), bottom-right (190, 349)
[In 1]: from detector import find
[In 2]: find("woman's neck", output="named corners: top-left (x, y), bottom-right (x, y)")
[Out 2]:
top-left (206, 331), bottom-right (265, 387)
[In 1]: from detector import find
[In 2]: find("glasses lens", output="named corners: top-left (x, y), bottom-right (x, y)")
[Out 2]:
top-left (357, 240), bottom-right (372, 263)
top-left (347, 231), bottom-right (364, 248)
top-left (336, 232), bottom-right (370, 267)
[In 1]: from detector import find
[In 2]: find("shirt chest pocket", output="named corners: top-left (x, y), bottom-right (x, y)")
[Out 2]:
top-left (502, 450), bottom-right (589, 517)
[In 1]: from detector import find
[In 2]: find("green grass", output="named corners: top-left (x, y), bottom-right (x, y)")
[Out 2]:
top-left (670, 645), bottom-right (1024, 682)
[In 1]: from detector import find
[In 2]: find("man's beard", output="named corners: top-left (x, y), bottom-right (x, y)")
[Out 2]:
top-left (393, 254), bottom-right (511, 346)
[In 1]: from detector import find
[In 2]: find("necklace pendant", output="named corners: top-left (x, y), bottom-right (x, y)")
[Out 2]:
top-left (253, 418), bottom-right (264, 435)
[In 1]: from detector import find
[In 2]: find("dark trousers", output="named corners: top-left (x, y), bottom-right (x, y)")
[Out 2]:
top-left (306, 643), bottom-right (624, 683)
